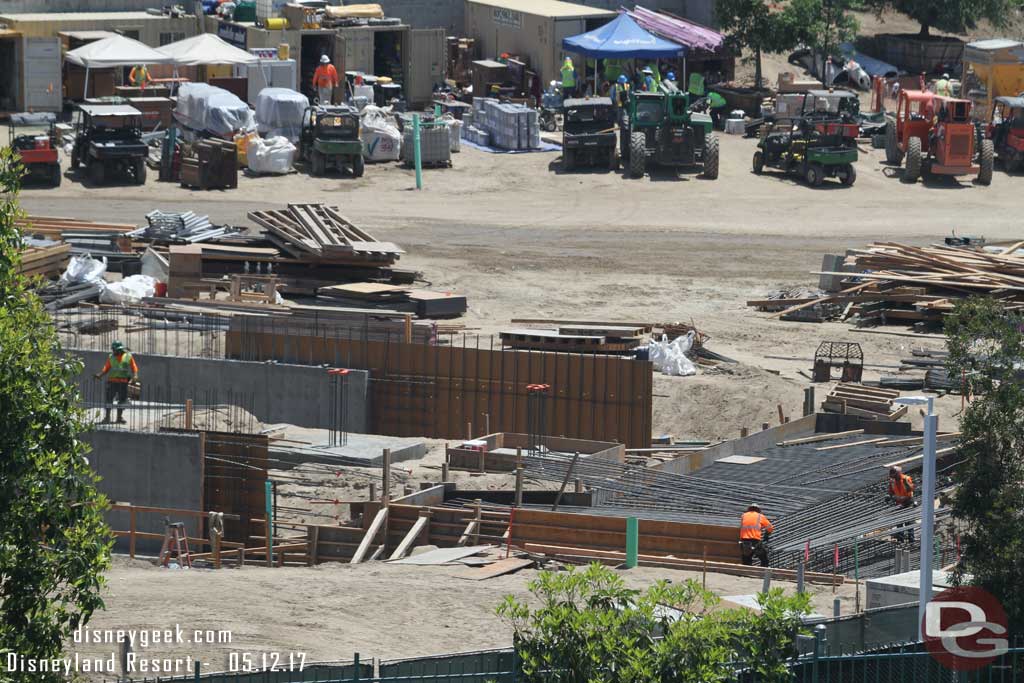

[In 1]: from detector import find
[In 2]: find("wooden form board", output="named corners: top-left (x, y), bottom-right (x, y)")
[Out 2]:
top-left (201, 432), bottom-right (268, 545)
top-left (224, 330), bottom-right (653, 447)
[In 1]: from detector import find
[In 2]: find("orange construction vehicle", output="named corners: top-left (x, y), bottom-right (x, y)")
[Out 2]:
top-left (885, 90), bottom-right (993, 185)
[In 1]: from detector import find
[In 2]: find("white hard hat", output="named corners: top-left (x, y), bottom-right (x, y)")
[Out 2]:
top-left (942, 72), bottom-right (949, 79)
top-left (642, 67), bottom-right (653, 74)
top-left (321, 55), bottom-right (330, 64)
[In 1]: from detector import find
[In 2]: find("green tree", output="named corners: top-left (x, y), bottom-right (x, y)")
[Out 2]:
top-left (0, 148), bottom-right (112, 682)
top-left (863, 0), bottom-right (1021, 36)
top-left (715, 0), bottom-right (793, 89)
top-left (782, 0), bottom-right (859, 81)
top-left (945, 298), bottom-right (1024, 631)
top-left (496, 563), bottom-right (811, 682)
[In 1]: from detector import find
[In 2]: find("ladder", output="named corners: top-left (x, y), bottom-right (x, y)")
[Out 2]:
top-left (159, 522), bottom-right (192, 569)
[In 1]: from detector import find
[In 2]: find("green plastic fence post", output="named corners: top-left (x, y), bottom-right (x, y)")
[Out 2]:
top-left (193, 658), bottom-right (200, 682)
top-left (433, 104), bottom-right (442, 118)
top-left (812, 624), bottom-right (824, 683)
top-left (413, 114), bottom-right (423, 190)
top-left (625, 517), bottom-right (638, 568)
top-left (353, 653), bottom-right (360, 682)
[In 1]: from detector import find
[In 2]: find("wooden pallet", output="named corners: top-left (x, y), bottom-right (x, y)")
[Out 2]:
top-left (249, 204), bottom-right (404, 263)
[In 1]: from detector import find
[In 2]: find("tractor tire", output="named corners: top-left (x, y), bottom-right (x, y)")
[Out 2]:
top-left (90, 161), bottom-right (105, 185)
top-left (702, 134), bottom-right (719, 180)
top-left (903, 136), bottom-right (922, 183)
top-left (805, 163), bottom-right (824, 187)
top-left (352, 154), bottom-right (365, 178)
top-left (134, 159), bottom-right (147, 185)
top-left (50, 164), bottom-right (61, 188)
top-left (978, 139), bottom-right (994, 186)
top-left (840, 163), bottom-right (857, 187)
top-left (311, 151), bottom-right (325, 176)
top-left (885, 120), bottom-right (903, 165)
top-left (563, 148), bottom-right (575, 171)
top-left (628, 132), bottom-right (646, 178)
top-left (752, 150), bottom-right (764, 174)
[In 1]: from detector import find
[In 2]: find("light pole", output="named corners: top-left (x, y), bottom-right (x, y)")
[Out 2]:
top-left (893, 395), bottom-right (937, 641)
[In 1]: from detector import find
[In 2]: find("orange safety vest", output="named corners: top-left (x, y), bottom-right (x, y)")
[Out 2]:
top-left (312, 63), bottom-right (339, 89)
top-left (890, 473), bottom-right (914, 499)
top-left (739, 511), bottom-right (773, 541)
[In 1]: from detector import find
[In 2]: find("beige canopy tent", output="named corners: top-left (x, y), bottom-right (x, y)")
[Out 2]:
top-left (64, 35), bottom-right (173, 98)
top-left (156, 33), bottom-right (259, 66)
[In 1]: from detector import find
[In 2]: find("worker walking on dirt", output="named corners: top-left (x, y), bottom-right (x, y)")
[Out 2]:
top-left (739, 504), bottom-right (774, 567)
top-left (560, 56), bottom-right (577, 98)
top-left (888, 466), bottom-right (915, 507)
top-left (313, 55), bottom-right (339, 105)
top-left (128, 64), bottom-right (152, 90)
top-left (935, 73), bottom-right (952, 97)
top-left (94, 340), bottom-right (138, 424)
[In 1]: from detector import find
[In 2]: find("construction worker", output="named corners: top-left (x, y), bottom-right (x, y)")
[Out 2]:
top-left (312, 54), bottom-right (339, 105)
top-left (688, 71), bottom-right (706, 98)
top-left (94, 340), bottom-right (138, 424)
top-left (888, 466), bottom-right (915, 507)
top-left (128, 64), bottom-right (152, 90)
top-left (935, 72), bottom-right (952, 97)
top-left (642, 67), bottom-right (657, 93)
top-left (603, 58), bottom-right (624, 84)
top-left (613, 74), bottom-right (630, 109)
top-left (708, 90), bottom-right (728, 128)
top-left (560, 56), bottom-right (576, 98)
top-left (739, 504), bottom-right (774, 567)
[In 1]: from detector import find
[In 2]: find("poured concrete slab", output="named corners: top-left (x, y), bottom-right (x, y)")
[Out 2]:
top-left (268, 426), bottom-right (427, 468)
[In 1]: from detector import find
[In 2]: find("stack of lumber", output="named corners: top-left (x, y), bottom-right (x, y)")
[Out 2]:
top-left (19, 241), bottom-right (70, 278)
top-left (500, 324), bottom-right (646, 354)
top-left (822, 383), bottom-right (907, 421)
top-left (15, 215), bottom-right (137, 239)
top-left (248, 204), bottom-right (404, 265)
top-left (318, 282), bottom-right (467, 318)
top-left (655, 321), bottom-right (709, 348)
top-left (750, 241), bottom-right (1024, 327)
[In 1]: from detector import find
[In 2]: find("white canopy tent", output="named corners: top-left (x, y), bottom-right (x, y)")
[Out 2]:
top-left (64, 35), bottom-right (173, 99)
top-left (157, 33), bottom-right (259, 66)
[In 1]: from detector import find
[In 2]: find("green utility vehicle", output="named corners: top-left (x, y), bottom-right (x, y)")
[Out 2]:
top-left (619, 87), bottom-right (718, 179)
top-left (562, 97), bottom-right (618, 170)
top-left (753, 89), bottom-right (859, 187)
top-left (300, 105), bottom-right (364, 177)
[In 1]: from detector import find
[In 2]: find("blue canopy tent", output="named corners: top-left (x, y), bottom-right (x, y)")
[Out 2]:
top-left (562, 13), bottom-right (684, 94)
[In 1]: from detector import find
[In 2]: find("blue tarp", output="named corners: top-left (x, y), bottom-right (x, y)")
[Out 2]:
top-left (562, 13), bottom-right (684, 59)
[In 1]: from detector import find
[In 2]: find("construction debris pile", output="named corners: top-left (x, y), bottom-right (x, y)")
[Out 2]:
top-left (749, 241), bottom-right (1024, 328)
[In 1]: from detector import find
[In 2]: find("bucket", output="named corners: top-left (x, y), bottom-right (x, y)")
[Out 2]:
top-left (154, 282), bottom-right (168, 298)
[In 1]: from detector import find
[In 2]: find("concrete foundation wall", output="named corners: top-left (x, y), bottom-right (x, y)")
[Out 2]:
top-left (84, 430), bottom-right (203, 555)
top-left (72, 351), bottom-right (369, 433)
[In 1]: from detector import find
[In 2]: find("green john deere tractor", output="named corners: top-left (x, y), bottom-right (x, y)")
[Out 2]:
top-left (619, 87), bottom-right (718, 179)
top-left (300, 105), bottom-right (364, 177)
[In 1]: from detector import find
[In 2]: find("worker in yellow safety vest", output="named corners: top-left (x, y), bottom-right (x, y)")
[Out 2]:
top-left (129, 64), bottom-right (152, 90)
top-left (94, 340), bottom-right (139, 424)
top-left (560, 56), bottom-right (576, 98)
top-left (935, 73), bottom-right (952, 97)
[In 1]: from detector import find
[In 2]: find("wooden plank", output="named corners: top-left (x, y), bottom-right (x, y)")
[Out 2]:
top-left (457, 556), bottom-right (534, 580)
top-left (770, 282), bottom-right (875, 318)
top-left (815, 437), bottom-right (891, 451)
top-left (388, 515), bottom-right (429, 560)
top-left (350, 507), bottom-right (388, 564)
top-left (874, 432), bottom-right (961, 447)
top-left (777, 429), bottom-right (864, 447)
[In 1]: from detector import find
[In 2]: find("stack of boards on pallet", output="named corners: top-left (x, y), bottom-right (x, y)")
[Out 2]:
top-left (19, 240), bottom-right (70, 278)
top-left (750, 241), bottom-right (1024, 328)
top-left (318, 282), bottom-right (467, 318)
top-left (821, 383), bottom-right (907, 421)
top-left (499, 323), bottom-right (652, 354)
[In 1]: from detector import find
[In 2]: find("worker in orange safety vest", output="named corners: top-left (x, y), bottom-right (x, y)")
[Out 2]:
top-left (739, 504), bottom-right (774, 567)
top-left (888, 466), bottom-right (915, 507)
top-left (312, 54), bottom-right (339, 105)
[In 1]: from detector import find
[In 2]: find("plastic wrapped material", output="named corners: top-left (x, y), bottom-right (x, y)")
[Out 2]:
top-left (100, 275), bottom-right (156, 305)
top-left (246, 135), bottom-right (297, 174)
top-left (59, 254), bottom-right (107, 285)
top-left (174, 83), bottom-right (256, 138)
top-left (647, 332), bottom-right (697, 377)
top-left (445, 115), bottom-right (462, 152)
top-left (254, 87), bottom-right (309, 142)
top-left (360, 105), bottom-right (401, 162)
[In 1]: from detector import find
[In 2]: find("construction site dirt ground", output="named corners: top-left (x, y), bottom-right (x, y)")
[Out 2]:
top-left (73, 556), bottom-right (860, 676)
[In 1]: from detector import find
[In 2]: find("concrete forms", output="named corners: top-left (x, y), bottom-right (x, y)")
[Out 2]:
top-left (447, 432), bottom-right (623, 472)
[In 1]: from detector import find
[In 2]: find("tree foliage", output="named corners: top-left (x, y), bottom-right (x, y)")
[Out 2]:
top-left (863, 0), bottom-right (1021, 36)
top-left (496, 563), bottom-right (811, 682)
top-left (946, 298), bottom-right (1024, 632)
top-left (0, 148), bottom-right (111, 682)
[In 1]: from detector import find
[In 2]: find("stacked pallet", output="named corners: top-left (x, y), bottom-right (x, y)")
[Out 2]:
top-left (248, 204), bottom-right (403, 265)
top-left (19, 241), bottom-right (70, 278)
top-left (499, 324), bottom-right (646, 354)
top-left (822, 383), bottom-right (907, 421)
top-left (752, 241), bottom-right (1024, 327)
top-left (318, 282), bottom-right (467, 318)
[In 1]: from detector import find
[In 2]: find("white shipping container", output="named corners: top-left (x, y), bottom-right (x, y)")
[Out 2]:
top-left (23, 37), bottom-right (61, 112)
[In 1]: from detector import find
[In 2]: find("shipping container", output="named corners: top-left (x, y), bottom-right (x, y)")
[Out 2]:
top-left (0, 32), bottom-right (62, 114)
top-left (0, 11), bottom-right (197, 48)
top-left (464, 0), bottom-right (613, 87)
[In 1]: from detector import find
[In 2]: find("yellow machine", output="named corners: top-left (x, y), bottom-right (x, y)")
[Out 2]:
top-left (962, 39), bottom-right (1024, 121)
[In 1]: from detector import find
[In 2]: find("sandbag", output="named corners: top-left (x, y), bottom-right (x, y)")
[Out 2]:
top-left (247, 135), bottom-right (297, 175)
top-left (360, 105), bottom-right (401, 162)
top-left (100, 275), bottom-right (156, 305)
